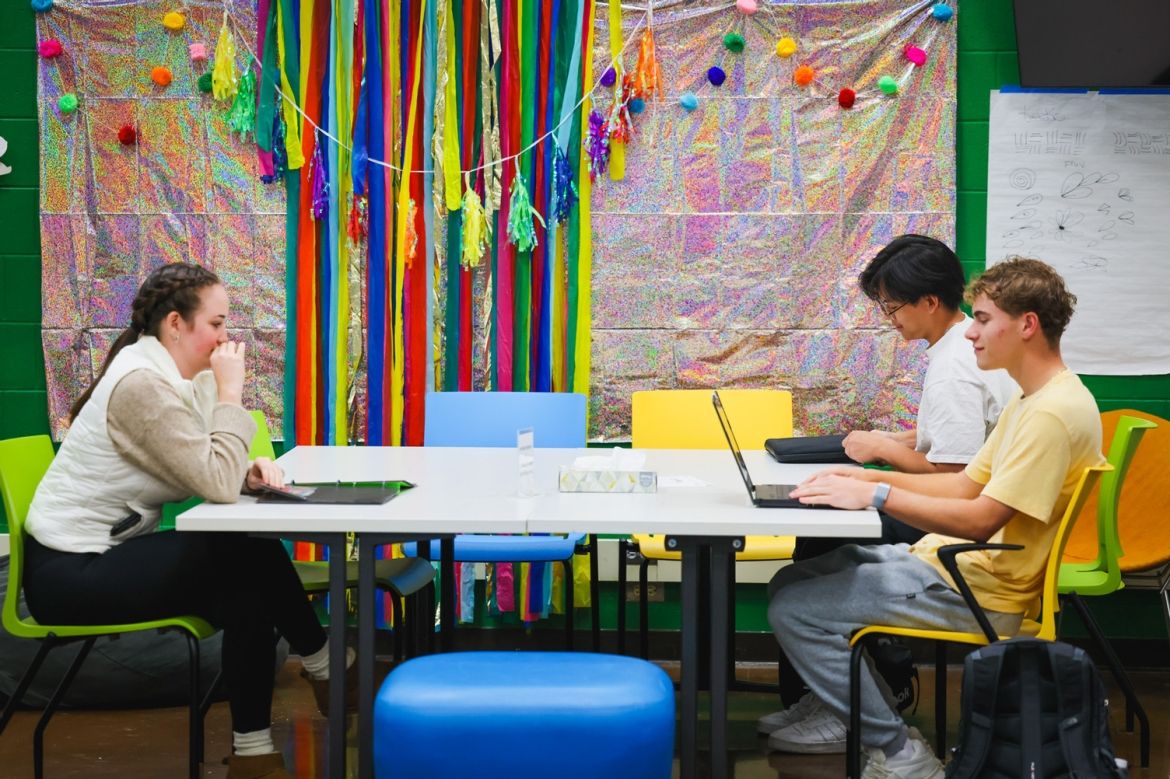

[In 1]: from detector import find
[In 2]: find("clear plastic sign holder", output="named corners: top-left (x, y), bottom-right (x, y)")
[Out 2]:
top-left (517, 427), bottom-right (538, 497)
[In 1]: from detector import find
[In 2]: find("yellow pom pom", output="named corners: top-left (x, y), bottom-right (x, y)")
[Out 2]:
top-left (162, 11), bottom-right (185, 31)
top-left (776, 37), bottom-right (797, 58)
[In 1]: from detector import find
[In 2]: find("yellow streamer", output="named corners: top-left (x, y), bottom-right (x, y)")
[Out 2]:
top-left (606, 0), bottom-right (625, 180)
top-left (441, 0), bottom-right (462, 212)
top-left (574, 0), bottom-right (596, 400)
top-left (274, 2), bottom-right (304, 169)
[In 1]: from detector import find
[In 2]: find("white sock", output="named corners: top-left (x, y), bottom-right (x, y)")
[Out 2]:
top-left (301, 644), bottom-right (356, 681)
top-left (233, 728), bottom-right (277, 757)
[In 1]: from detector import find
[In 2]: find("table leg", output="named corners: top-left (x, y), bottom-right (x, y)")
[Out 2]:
top-left (679, 538), bottom-right (700, 779)
top-left (709, 539), bottom-right (734, 779)
top-left (358, 537), bottom-right (376, 779)
top-left (440, 537), bottom-right (456, 652)
top-left (328, 536), bottom-right (347, 779)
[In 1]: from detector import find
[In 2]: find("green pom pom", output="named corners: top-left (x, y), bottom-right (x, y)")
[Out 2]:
top-left (197, 72), bottom-right (213, 94)
top-left (878, 75), bottom-right (899, 95)
top-left (58, 93), bottom-right (79, 113)
top-left (723, 32), bottom-right (746, 53)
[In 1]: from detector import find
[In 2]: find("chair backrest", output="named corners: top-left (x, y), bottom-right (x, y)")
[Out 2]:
top-left (0, 435), bottom-right (56, 634)
top-left (249, 410), bottom-right (277, 460)
top-left (1062, 409), bottom-right (1170, 574)
top-left (631, 389), bottom-right (793, 450)
top-left (423, 392), bottom-right (587, 448)
top-left (1092, 416), bottom-right (1156, 583)
top-left (1034, 464), bottom-right (1110, 641)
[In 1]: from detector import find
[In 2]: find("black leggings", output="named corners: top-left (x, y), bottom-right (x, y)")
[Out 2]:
top-left (23, 531), bottom-right (327, 733)
top-left (778, 512), bottom-right (927, 706)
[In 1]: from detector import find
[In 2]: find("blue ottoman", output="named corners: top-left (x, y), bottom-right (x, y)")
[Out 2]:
top-left (373, 652), bottom-right (675, 778)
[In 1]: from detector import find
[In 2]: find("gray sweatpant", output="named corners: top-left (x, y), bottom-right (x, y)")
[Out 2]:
top-left (766, 544), bottom-right (1023, 753)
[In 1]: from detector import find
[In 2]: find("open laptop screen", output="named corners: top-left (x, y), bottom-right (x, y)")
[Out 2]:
top-left (712, 391), bottom-right (758, 496)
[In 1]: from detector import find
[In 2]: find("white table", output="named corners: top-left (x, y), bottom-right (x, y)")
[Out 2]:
top-left (528, 448), bottom-right (880, 779)
top-left (178, 446), bottom-right (881, 779)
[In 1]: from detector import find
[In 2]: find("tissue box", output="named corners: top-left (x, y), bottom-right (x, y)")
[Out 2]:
top-left (558, 466), bottom-right (657, 494)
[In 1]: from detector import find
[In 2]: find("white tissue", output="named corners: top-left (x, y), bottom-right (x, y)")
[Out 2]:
top-left (571, 448), bottom-right (647, 471)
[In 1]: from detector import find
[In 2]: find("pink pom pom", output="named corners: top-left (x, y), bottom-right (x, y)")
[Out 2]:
top-left (189, 42), bottom-right (208, 62)
top-left (905, 46), bottom-right (927, 66)
top-left (736, 0), bottom-right (758, 14)
top-left (38, 39), bottom-right (64, 58)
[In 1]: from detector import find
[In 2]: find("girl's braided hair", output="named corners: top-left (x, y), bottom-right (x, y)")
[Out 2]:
top-left (69, 263), bottom-right (221, 423)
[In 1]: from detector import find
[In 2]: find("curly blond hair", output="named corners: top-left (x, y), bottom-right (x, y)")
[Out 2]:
top-left (966, 258), bottom-right (1077, 348)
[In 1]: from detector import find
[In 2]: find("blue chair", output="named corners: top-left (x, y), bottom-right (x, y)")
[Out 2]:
top-left (373, 652), bottom-right (674, 778)
top-left (403, 391), bottom-right (598, 650)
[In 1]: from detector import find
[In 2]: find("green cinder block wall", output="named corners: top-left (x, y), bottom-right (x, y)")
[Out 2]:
top-left (2, 2), bottom-right (1168, 643)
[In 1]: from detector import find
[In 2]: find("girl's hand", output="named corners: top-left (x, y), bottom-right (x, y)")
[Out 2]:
top-left (210, 342), bottom-right (246, 405)
top-left (246, 456), bottom-right (284, 491)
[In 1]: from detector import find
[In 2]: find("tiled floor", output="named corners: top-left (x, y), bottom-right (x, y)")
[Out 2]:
top-left (1, 658), bottom-right (1167, 777)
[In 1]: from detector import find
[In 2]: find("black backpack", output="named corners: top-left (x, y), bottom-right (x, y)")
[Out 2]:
top-left (945, 637), bottom-right (1128, 779)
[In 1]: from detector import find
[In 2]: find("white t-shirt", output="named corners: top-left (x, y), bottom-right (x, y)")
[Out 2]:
top-left (915, 315), bottom-right (1020, 464)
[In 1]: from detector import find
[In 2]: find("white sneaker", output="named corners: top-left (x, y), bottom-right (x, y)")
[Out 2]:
top-left (766, 700), bottom-right (847, 754)
top-left (757, 691), bottom-right (819, 734)
top-left (860, 728), bottom-right (944, 779)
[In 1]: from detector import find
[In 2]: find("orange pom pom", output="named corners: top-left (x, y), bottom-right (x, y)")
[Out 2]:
top-left (151, 66), bottom-right (173, 87)
top-left (794, 65), bottom-right (815, 87)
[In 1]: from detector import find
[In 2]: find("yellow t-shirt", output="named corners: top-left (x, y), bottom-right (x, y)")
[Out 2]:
top-left (909, 369), bottom-right (1102, 616)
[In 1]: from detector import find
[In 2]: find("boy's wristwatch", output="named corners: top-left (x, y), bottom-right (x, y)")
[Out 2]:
top-left (871, 482), bottom-right (892, 510)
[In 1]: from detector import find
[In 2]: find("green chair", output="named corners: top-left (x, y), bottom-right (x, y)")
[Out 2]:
top-left (1058, 414), bottom-right (1155, 768)
top-left (0, 436), bottom-right (215, 779)
top-left (248, 412), bottom-right (437, 659)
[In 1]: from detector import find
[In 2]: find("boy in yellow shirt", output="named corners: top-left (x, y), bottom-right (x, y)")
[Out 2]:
top-left (765, 258), bottom-right (1102, 778)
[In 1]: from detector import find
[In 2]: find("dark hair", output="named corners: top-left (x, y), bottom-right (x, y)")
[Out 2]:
top-left (69, 263), bottom-right (221, 423)
top-left (966, 257), bottom-right (1077, 349)
top-left (858, 234), bottom-right (966, 311)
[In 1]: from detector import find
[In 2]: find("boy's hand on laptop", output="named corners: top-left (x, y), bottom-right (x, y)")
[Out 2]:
top-left (791, 471), bottom-right (876, 510)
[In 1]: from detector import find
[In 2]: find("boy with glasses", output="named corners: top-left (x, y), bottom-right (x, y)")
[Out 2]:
top-left (767, 235), bottom-right (1019, 750)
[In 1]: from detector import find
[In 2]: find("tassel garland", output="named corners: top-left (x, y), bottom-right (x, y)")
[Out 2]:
top-left (507, 166), bottom-right (545, 252)
top-left (211, 11), bottom-right (239, 101)
top-left (404, 198), bottom-right (419, 267)
top-left (225, 69), bottom-right (257, 137)
top-left (461, 181), bottom-right (490, 268)
top-left (584, 109), bottom-right (610, 181)
top-left (552, 146), bottom-right (577, 224)
top-left (347, 194), bottom-right (369, 243)
top-left (631, 28), bottom-right (662, 101)
top-left (309, 140), bottom-right (328, 220)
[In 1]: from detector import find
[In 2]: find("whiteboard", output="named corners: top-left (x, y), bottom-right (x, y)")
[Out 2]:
top-left (986, 90), bottom-right (1170, 375)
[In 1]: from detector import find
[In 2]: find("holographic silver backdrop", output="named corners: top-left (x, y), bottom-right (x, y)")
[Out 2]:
top-left (587, 0), bottom-right (956, 439)
top-left (37, 0), bottom-right (955, 440)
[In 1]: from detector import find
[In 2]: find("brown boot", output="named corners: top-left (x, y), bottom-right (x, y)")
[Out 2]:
top-left (304, 661), bottom-right (360, 717)
top-left (225, 752), bottom-right (292, 779)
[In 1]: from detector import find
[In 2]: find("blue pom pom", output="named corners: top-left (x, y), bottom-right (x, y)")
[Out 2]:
top-left (629, 98), bottom-right (646, 115)
top-left (680, 92), bottom-right (699, 112)
top-left (707, 66), bottom-right (727, 87)
top-left (931, 3), bottom-right (953, 21)
top-left (31, 0), bottom-right (53, 11)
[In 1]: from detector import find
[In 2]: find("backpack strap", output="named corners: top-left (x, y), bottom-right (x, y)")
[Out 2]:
top-left (1049, 643), bottom-right (1117, 779)
top-left (1018, 642), bottom-right (1045, 777)
top-left (947, 645), bottom-right (1004, 778)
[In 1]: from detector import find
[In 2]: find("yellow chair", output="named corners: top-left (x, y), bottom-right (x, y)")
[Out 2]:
top-left (248, 413), bottom-right (437, 659)
top-left (618, 389), bottom-right (794, 687)
top-left (844, 464), bottom-right (1109, 778)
